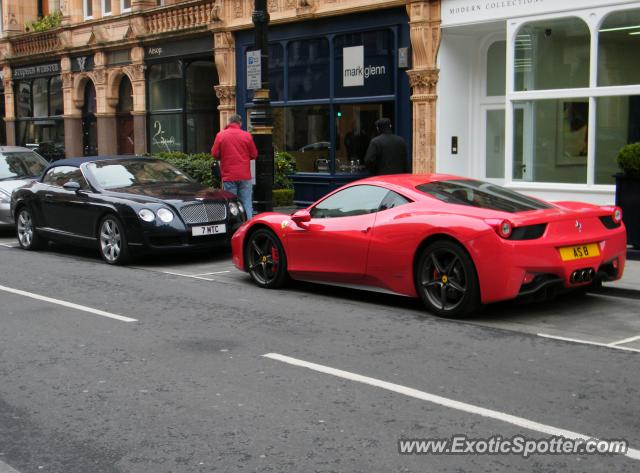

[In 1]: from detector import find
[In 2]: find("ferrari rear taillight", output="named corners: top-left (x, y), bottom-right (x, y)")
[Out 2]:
top-left (497, 219), bottom-right (513, 239)
top-left (612, 206), bottom-right (623, 224)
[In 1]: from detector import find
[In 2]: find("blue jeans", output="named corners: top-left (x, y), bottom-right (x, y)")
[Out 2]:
top-left (223, 180), bottom-right (253, 219)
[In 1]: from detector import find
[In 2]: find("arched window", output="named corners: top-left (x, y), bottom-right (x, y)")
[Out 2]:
top-left (117, 75), bottom-right (133, 114)
top-left (598, 8), bottom-right (640, 86)
top-left (514, 17), bottom-right (590, 91)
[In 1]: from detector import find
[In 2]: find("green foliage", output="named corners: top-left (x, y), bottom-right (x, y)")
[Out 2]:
top-left (26, 10), bottom-right (62, 32)
top-left (273, 189), bottom-right (294, 207)
top-left (274, 151), bottom-right (296, 189)
top-left (617, 143), bottom-right (640, 179)
top-left (152, 152), bottom-right (220, 188)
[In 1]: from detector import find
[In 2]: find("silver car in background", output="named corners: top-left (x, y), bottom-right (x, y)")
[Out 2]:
top-left (0, 146), bottom-right (49, 227)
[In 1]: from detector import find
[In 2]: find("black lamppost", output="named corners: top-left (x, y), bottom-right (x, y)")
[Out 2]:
top-left (250, 0), bottom-right (273, 212)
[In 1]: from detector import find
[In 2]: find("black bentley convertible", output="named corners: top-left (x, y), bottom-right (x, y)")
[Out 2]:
top-left (10, 156), bottom-right (247, 264)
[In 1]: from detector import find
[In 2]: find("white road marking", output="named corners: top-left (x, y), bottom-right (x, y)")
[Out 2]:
top-left (0, 459), bottom-right (22, 473)
top-left (263, 352), bottom-right (640, 461)
top-left (0, 284), bottom-right (137, 323)
top-left (608, 335), bottom-right (640, 346)
top-left (160, 271), bottom-right (217, 281)
top-left (192, 270), bottom-right (231, 276)
top-left (538, 333), bottom-right (640, 353)
top-left (0, 243), bottom-right (16, 248)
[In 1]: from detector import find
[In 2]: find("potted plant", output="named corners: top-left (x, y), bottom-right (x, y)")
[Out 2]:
top-left (615, 142), bottom-right (640, 250)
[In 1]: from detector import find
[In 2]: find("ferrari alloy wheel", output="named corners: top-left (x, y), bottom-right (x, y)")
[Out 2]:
top-left (99, 215), bottom-right (130, 265)
top-left (16, 208), bottom-right (45, 251)
top-left (246, 228), bottom-right (288, 288)
top-left (416, 240), bottom-right (480, 318)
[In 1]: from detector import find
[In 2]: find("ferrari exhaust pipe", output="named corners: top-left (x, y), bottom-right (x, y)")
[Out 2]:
top-left (570, 268), bottom-right (595, 284)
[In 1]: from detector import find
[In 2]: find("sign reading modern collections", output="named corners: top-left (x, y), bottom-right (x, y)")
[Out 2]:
top-left (13, 63), bottom-right (60, 80)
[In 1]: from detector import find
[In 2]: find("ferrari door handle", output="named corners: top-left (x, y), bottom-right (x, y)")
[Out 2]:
top-left (361, 227), bottom-right (371, 234)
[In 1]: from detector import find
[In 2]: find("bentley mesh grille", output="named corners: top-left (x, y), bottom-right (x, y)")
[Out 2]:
top-left (179, 202), bottom-right (227, 224)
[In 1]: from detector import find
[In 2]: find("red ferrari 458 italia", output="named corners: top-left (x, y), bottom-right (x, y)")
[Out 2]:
top-left (231, 174), bottom-right (626, 317)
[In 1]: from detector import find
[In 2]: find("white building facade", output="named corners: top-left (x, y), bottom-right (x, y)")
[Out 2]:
top-left (437, 0), bottom-right (640, 204)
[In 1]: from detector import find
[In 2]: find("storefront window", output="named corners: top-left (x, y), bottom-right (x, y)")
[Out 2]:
top-left (485, 110), bottom-right (505, 178)
top-left (148, 59), bottom-right (219, 154)
top-left (595, 95), bottom-right (640, 184)
top-left (186, 61), bottom-right (217, 111)
top-left (598, 9), bottom-right (640, 87)
top-left (247, 45), bottom-right (284, 102)
top-left (149, 61), bottom-right (183, 111)
top-left (515, 18), bottom-right (590, 91)
top-left (513, 99), bottom-right (588, 184)
top-left (334, 30), bottom-right (394, 98)
top-left (17, 82), bottom-right (31, 118)
top-left (32, 78), bottom-right (48, 118)
top-left (486, 41), bottom-right (506, 97)
top-left (150, 114), bottom-right (183, 153)
top-left (272, 105), bottom-right (330, 173)
top-left (15, 76), bottom-right (64, 161)
top-left (288, 38), bottom-right (329, 101)
top-left (335, 102), bottom-right (393, 173)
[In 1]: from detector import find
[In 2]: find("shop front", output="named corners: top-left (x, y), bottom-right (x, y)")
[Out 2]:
top-left (145, 36), bottom-right (220, 156)
top-left (438, 0), bottom-right (640, 205)
top-left (13, 62), bottom-right (65, 161)
top-left (236, 9), bottom-right (411, 205)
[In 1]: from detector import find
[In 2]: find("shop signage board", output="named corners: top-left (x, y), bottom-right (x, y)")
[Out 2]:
top-left (12, 62), bottom-right (60, 80)
top-left (442, 0), bottom-right (638, 26)
top-left (71, 55), bottom-right (95, 72)
top-left (246, 50), bottom-right (262, 90)
top-left (145, 36), bottom-right (212, 60)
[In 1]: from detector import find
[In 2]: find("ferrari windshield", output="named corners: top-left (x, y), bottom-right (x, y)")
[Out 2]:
top-left (416, 179), bottom-right (552, 213)
top-left (87, 159), bottom-right (193, 189)
top-left (0, 151), bottom-right (48, 181)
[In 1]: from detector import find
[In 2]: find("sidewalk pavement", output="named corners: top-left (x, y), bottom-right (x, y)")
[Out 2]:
top-left (272, 205), bottom-right (638, 294)
top-left (603, 257), bottom-right (640, 293)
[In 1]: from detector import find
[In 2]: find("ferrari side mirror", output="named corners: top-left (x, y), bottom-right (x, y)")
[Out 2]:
top-left (291, 209), bottom-right (311, 227)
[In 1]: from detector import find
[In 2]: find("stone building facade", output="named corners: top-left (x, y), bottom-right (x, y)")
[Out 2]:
top-left (0, 0), bottom-right (441, 187)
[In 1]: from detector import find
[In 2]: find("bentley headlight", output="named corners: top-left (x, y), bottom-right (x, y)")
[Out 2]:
top-left (157, 208), bottom-right (174, 223)
top-left (138, 208), bottom-right (155, 222)
top-left (237, 201), bottom-right (245, 214)
top-left (229, 201), bottom-right (239, 216)
top-left (0, 189), bottom-right (10, 204)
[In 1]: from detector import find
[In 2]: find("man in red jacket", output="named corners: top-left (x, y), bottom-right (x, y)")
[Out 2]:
top-left (211, 114), bottom-right (258, 218)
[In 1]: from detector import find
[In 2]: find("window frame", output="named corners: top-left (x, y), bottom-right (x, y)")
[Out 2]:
top-left (102, 0), bottom-right (113, 16)
top-left (146, 58), bottom-right (219, 154)
top-left (83, 0), bottom-right (93, 19)
top-left (121, 0), bottom-right (132, 13)
top-left (503, 5), bottom-right (640, 192)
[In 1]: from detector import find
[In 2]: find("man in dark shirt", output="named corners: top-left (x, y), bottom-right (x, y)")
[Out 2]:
top-left (364, 118), bottom-right (409, 175)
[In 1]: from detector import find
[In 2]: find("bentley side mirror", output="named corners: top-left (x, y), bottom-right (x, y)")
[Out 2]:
top-left (63, 181), bottom-right (81, 192)
top-left (291, 209), bottom-right (311, 227)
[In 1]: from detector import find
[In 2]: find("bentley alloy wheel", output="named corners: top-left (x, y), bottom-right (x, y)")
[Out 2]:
top-left (99, 216), bottom-right (130, 265)
top-left (16, 208), bottom-right (45, 250)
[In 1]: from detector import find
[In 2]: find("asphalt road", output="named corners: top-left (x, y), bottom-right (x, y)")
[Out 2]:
top-left (0, 233), bottom-right (639, 473)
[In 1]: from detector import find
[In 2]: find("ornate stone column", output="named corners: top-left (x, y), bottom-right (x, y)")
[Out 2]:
top-left (61, 57), bottom-right (84, 157)
top-left (124, 47), bottom-right (148, 156)
top-left (213, 32), bottom-right (236, 127)
top-left (3, 66), bottom-right (16, 146)
top-left (407, 0), bottom-right (441, 174)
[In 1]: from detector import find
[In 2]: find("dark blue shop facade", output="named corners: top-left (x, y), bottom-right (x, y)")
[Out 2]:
top-left (236, 8), bottom-right (411, 205)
